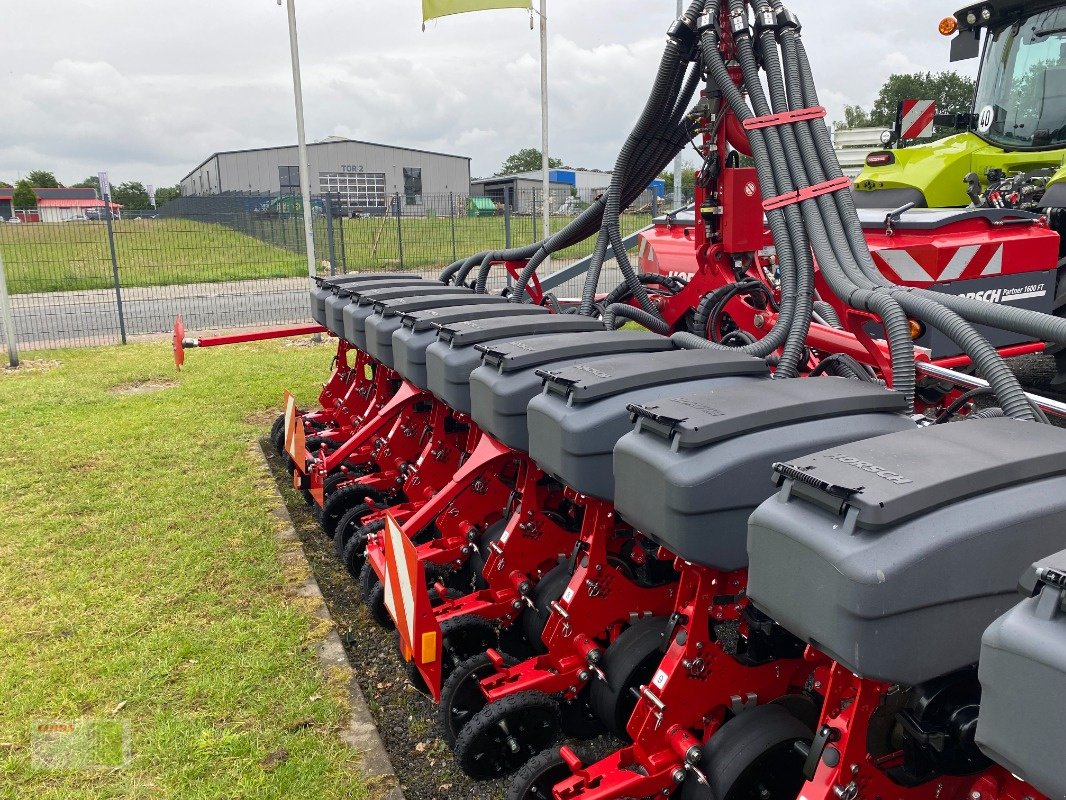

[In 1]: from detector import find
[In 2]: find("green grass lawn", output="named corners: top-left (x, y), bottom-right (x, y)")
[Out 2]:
top-left (0, 220), bottom-right (307, 295)
top-left (0, 212), bottom-right (653, 294)
top-left (0, 339), bottom-right (369, 799)
top-left (336, 212), bottom-right (653, 270)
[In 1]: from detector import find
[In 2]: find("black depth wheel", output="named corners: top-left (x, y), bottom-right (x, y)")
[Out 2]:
top-left (334, 503), bottom-right (373, 559)
top-left (520, 565), bottom-right (571, 655)
top-left (507, 746), bottom-right (588, 800)
top-left (679, 704), bottom-right (814, 800)
top-left (394, 630), bottom-right (431, 696)
top-left (323, 470), bottom-right (352, 499)
top-left (441, 615), bottom-right (499, 681)
top-left (344, 519), bottom-right (385, 578)
top-left (439, 652), bottom-right (519, 748)
top-left (320, 484), bottom-right (382, 539)
top-left (589, 616), bottom-right (669, 738)
top-left (270, 414), bottom-right (286, 454)
top-left (559, 688), bottom-right (606, 740)
top-left (465, 520), bottom-right (509, 591)
top-left (454, 690), bottom-right (561, 780)
top-left (359, 563), bottom-right (394, 629)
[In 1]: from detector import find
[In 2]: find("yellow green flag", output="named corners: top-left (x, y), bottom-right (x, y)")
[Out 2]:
top-left (422, 0), bottom-right (532, 23)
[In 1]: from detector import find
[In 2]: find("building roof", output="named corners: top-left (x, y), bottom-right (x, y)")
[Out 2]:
top-left (181, 138), bottom-right (472, 184)
top-left (32, 187), bottom-right (98, 201)
top-left (37, 198), bottom-right (122, 209)
top-left (471, 175), bottom-right (571, 186)
top-left (0, 188), bottom-right (12, 200)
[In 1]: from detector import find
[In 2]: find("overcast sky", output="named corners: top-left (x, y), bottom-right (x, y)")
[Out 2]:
top-left (0, 1), bottom-right (972, 188)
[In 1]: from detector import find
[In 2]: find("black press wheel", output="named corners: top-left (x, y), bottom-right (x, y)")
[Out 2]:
top-left (344, 519), bottom-right (385, 577)
top-left (439, 651), bottom-right (519, 748)
top-left (441, 615), bottom-right (499, 682)
top-left (454, 690), bottom-right (561, 780)
top-left (506, 746), bottom-right (585, 800)
top-left (464, 520), bottom-right (509, 591)
top-left (589, 616), bottom-right (669, 738)
top-left (323, 470), bottom-right (353, 499)
top-left (320, 483), bottom-right (385, 539)
top-left (394, 630), bottom-right (431, 696)
top-left (520, 565), bottom-right (571, 655)
top-left (334, 503), bottom-right (373, 559)
top-left (270, 413), bottom-right (286, 454)
top-left (678, 704), bottom-right (814, 800)
top-left (558, 688), bottom-right (606, 740)
top-left (359, 562), bottom-right (394, 629)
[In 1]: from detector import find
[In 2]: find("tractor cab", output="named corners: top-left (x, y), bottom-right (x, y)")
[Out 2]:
top-left (855, 0), bottom-right (1066, 212)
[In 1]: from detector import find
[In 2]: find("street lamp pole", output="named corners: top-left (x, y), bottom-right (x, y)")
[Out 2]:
top-left (283, 0), bottom-right (317, 286)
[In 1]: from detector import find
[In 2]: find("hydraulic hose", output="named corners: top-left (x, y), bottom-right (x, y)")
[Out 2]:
top-left (602, 304), bottom-right (672, 334)
top-left (766, 0), bottom-right (1033, 418)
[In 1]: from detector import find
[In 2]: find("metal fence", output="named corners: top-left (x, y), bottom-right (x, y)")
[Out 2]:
top-left (0, 188), bottom-right (662, 356)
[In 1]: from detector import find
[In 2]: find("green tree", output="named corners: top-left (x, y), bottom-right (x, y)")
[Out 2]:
top-left (111, 181), bottom-right (151, 210)
top-left (154, 185), bottom-right (181, 206)
top-left (26, 170), bottom-right (62, 188)
top-left (13, 179), bottom-right (36, 208)
top-left (0, 181), bottom-right (11, 189)
top-left (72, 176), bottom-right (101, 194)
top-left (870, 71), bottom-right (976, 135)
top-left (660, 165), bottom-right (698, 198)
top-left (835, 104), bottom-right (874, 130)
top-left (496, 148), bottom-right (564, 176)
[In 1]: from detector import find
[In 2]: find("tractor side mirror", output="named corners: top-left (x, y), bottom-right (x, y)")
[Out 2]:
top-left (950, 28), bottom-right (981, 61)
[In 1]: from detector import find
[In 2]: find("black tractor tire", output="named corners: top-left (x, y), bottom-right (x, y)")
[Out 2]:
top-left (678, 704), bottom-right (814, 800)
top-left (588, 615), bottom-right (669, 738)
top-left (439, 652), bottom-right (519, 748)
top-left (520, 565), bottom-right (571, 655)
top-left (454, 691), bottom-right (561, 780)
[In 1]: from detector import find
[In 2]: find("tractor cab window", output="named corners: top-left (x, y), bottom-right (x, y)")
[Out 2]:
top-left (974, 8), bottom-right (1066, 149)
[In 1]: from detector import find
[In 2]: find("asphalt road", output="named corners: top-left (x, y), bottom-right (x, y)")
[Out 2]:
top-left (3, 265), bottom-right (622, 350)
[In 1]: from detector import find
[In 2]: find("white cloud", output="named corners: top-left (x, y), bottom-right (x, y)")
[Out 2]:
top-left (0, 0), bottom-right (973, 187)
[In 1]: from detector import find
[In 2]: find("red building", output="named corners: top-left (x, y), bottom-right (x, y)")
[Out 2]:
top-left (32, 188), bottom-right (122, 222)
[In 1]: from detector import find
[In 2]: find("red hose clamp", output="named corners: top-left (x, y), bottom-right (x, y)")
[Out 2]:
top-left (762, 176), bottom-right (853, 212)
top-left (742, 105), bottom-right (827, 131)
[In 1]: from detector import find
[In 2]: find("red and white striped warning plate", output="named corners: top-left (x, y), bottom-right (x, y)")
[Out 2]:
top-left (382, 511), bottom-right (443, 698)
top-left (900, 100), bottom-right (936, 141)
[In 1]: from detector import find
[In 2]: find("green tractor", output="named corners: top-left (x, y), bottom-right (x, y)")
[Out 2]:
top-left (855, 0), bottom-right (1066, 377)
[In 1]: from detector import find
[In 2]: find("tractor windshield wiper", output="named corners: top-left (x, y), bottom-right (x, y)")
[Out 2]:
top-left (1033, 26), bottom-right (1066, 38)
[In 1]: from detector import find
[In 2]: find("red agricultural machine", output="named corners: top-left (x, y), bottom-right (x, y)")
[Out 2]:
top-left (176, 1), bottom-right (1066, 799)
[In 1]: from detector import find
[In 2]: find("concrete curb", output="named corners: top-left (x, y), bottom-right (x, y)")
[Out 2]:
top-left (253, 442), bottom-right (404, 800)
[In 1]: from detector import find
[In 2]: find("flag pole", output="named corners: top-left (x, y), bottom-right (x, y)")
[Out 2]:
top-left (284, 0), bottom-right (317, 287)
top-left (538, 0), bottom-right (550, 264)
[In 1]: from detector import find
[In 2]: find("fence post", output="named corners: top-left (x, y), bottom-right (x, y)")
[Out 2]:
top-left (532, 189), bottom-right (538, 241)
top-left (335, 201), bottom-right (347, 273)
top-left (104, 201), bottom-right (128, 345)
top-left (504, 187), bottom-right (513, 290)
top-left (651, 191), bottom-right (659, 219)
top-left (0, 248), bottom-right (19, 368)
top-left (324, 193), bottom-right (337, 276)
top-left (449, 192), bottom-right (457, 262)
top-left (394, 193), bottom-right (405, 269)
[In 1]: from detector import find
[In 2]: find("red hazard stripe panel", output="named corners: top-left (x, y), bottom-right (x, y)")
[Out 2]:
top-left (901, 100), bottom-right (935, 140)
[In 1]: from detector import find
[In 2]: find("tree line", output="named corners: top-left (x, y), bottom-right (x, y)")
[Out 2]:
top-left (0, 170), bottom-right (181, 211)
